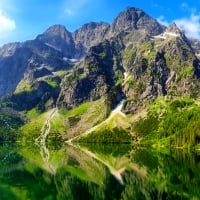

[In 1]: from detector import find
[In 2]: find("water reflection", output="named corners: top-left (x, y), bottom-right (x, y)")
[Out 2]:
top-left (0, 143), bottom-right (200, 200)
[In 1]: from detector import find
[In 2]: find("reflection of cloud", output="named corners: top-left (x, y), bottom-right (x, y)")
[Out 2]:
top-left (0, 9), bottom-right (16, 33)
top-left (175, 13), bottom-right (200, 39)
top-left (157, 16), bottom-right (169, 26)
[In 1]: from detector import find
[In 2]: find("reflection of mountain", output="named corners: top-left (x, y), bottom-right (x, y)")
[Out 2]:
top-left (0, 143), bottom-right (200, 199)
top-left (0, 144), bottom-right (124, 200)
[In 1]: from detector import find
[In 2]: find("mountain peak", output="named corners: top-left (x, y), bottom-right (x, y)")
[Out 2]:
top-left (160, 22), bottom-right (187, 39)
top-left (38, 24), bottom-right (71, 38)
top-left (36, 24), bottom-right (75, 57)
top-left (166, 23), bottom-right (182, 35)
top-left (111, 6), bottom-right (165, 35)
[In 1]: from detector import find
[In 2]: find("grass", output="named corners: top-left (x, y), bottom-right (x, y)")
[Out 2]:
top-left (49, 114), bottom-right (67, 142)
top-left (44, 77), bottom-right (59, 88)
top-left (59, 102), bottom-right (90, 116)
top-left (76, 111), bottom-right (132, 144)
top-left (27, 108), bottom-right (41, 119)
top-left (19, 111), bottom-right (47, 141)
top-left (20, 98), bottom-right (108, 142)
top-left (14, 80), bottom-right (32, 94)
top-left (59, 99), bottom-right (108, 139)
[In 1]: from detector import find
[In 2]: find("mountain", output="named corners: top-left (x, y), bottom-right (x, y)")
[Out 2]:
top-left (0, 7), bottom-right (199, 111)
top-left (0, 7), bottom-right (200, 144)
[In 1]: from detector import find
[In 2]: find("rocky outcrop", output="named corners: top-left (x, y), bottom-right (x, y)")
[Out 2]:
top-left (3, 80), bottom-right (60, 111)
top-left (57, 39), bottom-right (125, 109)
top-left (121, 23), bottom-right (200, 113)
top-left (0, 38), bottom-right (70, 96)
top-left (72, 22), bottom-right (110, 58)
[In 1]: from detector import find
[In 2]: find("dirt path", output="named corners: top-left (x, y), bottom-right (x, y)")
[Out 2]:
top-left (66, 99), bottom-right (126, 144)
top-left (35, 108), bottom-right (58, 143)
top-left (35, 108), bottom-right (58, 174)
top-left (39, 108), bottom-right (58, 144)
top-left (85, 99), bottom-right (125, 134)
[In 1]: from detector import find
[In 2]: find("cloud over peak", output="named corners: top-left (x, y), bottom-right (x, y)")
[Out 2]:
top-left (175, 13), bottom-right (200, 39)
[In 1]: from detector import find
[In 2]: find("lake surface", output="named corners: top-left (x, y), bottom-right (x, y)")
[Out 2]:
top-left (0, 142), bottom-right (200, 200)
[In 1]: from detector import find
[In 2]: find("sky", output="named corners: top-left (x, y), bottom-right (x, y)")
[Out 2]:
top-left (1, 0), bottom-right (200, 46)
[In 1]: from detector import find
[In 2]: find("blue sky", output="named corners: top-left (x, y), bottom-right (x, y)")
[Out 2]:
top-left (1, 0), bottom-right (200, 46)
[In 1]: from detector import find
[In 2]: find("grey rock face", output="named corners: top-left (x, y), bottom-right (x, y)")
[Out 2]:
top-left (72, 22), bottom-right (110, 58)
top-left (0, 39), bottom-right (68, 96)
top-left (36, 24), bottom-right (75, 58)
top-left (111, 7), bottom-right (165, 35)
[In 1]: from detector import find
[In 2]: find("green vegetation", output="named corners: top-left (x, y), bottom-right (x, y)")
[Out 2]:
top-left (48, 115), bottom-right (66, 143)
top-left (122, 49), bottom-right (136, 67)
top-left (115, 70), bottom-right (124, 85)
top-left (19, 99), bottom-right (108, 142)
top-left (92, 51), bottom-right (106, 59)
top-left (19, 112), bottom-right (46, 141)
top-left (1, 141), bottom-right (200, 200)
top-left (14, 80), bottom-right (32, 94)
top-left (134, 97), bottom-right (200, 148)
top-left (60, 101), bottom-right (90, 116)
top-left (51, 99), bottom-right (107, 140)
top-left (0, 109), bottom-right (23, 143)
top-left (77, 127), bottom-right (132, 144)
top-left (43, 77), bottom-right (59, 88)
top-left (27, 108), bottom-right (41, 119)
top-left (179, 66), bottom-right (194, 78)
top-left (53, 70), bottom-right (69, 77)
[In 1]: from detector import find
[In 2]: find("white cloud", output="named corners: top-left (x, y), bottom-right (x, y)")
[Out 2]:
top-left (157, 10), bottom-right (200, 39)
top-left (65, 8), bottom-right (73, 16)
top-left (157, 16), bottom-right (169, 26)
top-left (175, 13), bottom-right (200, 39)
top-left (0, 9), bottom-right (16, 33)
top-left (63, 0), bottom-right (91, 16)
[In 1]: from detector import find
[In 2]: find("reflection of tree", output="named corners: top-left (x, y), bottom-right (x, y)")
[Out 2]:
top-left (54, 169), bottom-right (123, 200)
top-left (0, 144), bottom-right (57, 200)
top-left (122, 149), bottom-right (200, 200)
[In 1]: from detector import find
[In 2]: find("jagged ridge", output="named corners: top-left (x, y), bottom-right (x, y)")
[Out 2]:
top-left (0, 6), bottom-right (199, 114)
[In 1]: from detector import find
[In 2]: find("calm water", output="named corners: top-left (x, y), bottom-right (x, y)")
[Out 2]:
top-left (0, 142), bottom-right (200, 200)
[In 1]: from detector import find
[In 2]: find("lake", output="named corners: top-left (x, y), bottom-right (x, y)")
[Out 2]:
top-left (0, 142), bottom-right (200, 200)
